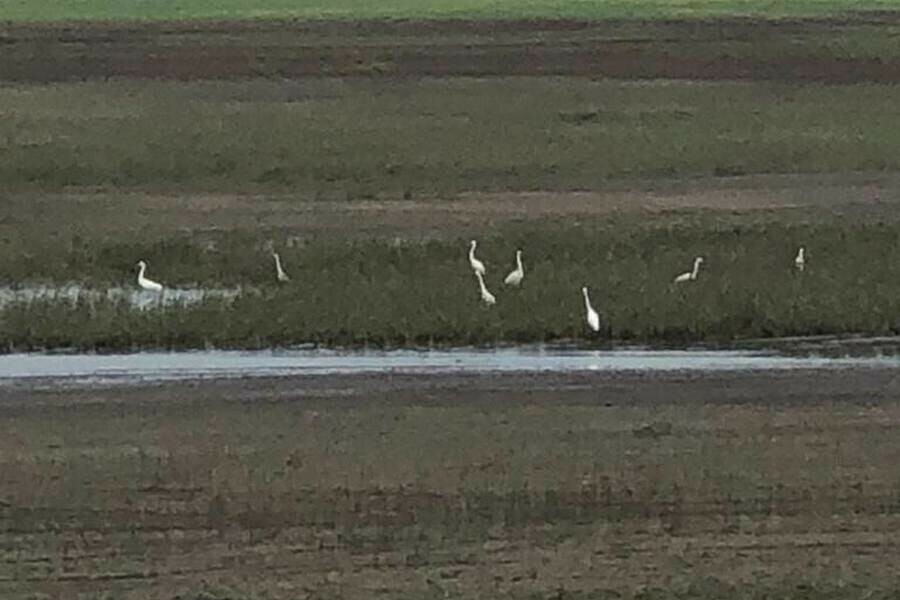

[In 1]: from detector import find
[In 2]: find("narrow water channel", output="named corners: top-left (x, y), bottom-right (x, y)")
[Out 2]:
top-left (2, 346), bottom-right (898, 385)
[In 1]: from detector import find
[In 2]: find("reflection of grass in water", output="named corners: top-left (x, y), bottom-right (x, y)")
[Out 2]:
top-left (5, 216), bottom-right (900, 351)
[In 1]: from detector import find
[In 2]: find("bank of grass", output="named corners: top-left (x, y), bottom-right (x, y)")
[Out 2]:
top-left (0, 0), bottom-right (895, 23)
top-left (3, 78), bottom-right (900, 192)
top-left (5, 215), bottom-right (900, 350)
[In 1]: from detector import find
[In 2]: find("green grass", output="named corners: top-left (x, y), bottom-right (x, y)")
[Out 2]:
top-left (5, 215), bottom-right (900, 350)
top-left (3, 79), bottom-right (900, 193)
top-left (1, 0), bottom-right (897, 23)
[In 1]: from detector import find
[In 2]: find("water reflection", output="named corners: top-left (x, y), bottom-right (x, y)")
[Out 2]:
top-left (1, 346), bottom-right (898, 385)
top-left (0, 284), bottom-right (243, 310)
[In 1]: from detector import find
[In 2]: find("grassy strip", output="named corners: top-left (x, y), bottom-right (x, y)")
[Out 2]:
top-left (0, 0), bottom-right (895, 23)
top-left (5, 216), bottom-right (900, 350)
top-left (3, 79), bottom-right (900, 191)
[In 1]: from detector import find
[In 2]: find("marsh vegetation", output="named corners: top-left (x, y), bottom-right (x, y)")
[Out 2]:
top-left (6, 215), bottom-right (900, 350)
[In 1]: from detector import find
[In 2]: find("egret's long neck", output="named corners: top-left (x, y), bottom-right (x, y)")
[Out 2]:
top-left (469, 245), bottom-right (476, 260)
top-left (274, 254), bottom-right (283, 271)
top-left (691, 259), bottom-right (701, 279)
top-left (583, 289), bottom-right (592, 311)
top-left (516, 253), bottom-right (523, 271)
top-left (138, 264), bottom-right (146, 279)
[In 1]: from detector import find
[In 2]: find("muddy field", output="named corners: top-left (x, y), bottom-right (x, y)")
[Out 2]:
top-left (3, 16), bottom-right (900, 82)
top-left (6, 173), bottom-right (899, 241)
top-left (3, 369), bottom-right (900, 598)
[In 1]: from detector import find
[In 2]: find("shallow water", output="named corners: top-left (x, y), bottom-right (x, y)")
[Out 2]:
top-left (0, 284), bottom-right (243, 309)
top-left (1, 346), bottom-right (899, 385)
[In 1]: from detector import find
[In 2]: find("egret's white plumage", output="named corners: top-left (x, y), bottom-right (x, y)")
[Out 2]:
top-left (273, 252), bottom-right (290, 282)
top-left (469, 240), bottom-right (486, 275)
top-left (794, 247), bottom-right (805, 272)
top-left (503, 250), bottom-right (524, 286)
top-left (476, 271), bottom-right (496, 305)
top-left (136, 260), bottom-right (163, 292)
top-left (582, 286), bottom-right (600, 332)
top-left (674, 257), bottom-right (704, 283)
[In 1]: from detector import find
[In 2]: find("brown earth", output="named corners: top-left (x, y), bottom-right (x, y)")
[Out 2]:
top-left (3, 15), bottom-right (900, 82)
top-left (3, 368), bottom-right (900, 598)
top-left (6, 173), bottom-right (899, 243)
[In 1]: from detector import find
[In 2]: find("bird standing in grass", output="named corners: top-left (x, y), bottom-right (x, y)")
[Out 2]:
top-left (469, 240), bottom-right (486, 275)
top-left (476, 271), bottom-right (496, 305)
top-left (794, 247), bottom-right (806, 272)
top-left (674, 257), bottom-right (704, 284)
top-left (136, 260), bottom-right (163, 292)
top-left (504, 250), bottom-right (524, 286)
top-left (582, 286), bottom-right (600, 332)
top-left (272, 252), bottom-right (290, 282)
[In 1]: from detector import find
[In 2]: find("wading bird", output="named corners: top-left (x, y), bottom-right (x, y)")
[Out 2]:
top-left (504, 250), bottom-right (524, 286)
top-left (272, 252), bottom-right (290, 282)
top-left (469, 240), bottom-right (486, 275)
top-left (136, 260), bottom-right (163, 292)
top-left (794, 247), bottom-right (805, 272)
top-left (674, 257), bottom-right (704, 284)
top-left (476, 271), bottom-right (496, 305)
top-left (582, 286), bottom-right (600, 332)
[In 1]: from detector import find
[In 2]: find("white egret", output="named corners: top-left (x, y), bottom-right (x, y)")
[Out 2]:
top-left (469, 240), bottom-right (486, 275)
top-left (674, 256), bottom-right (704, 283)
top-left (475, 271), bottom-right (496, 305)
top-left (582, 286), bottom-right (600, 332)
top-left (503, 250), bottom-right (524, 286)
top-left (136, 260), bottom-right (163, 292)
top-left (272, 252), bottom-right (290, 282)
top-left (794, 247), bottom-right (805, 272)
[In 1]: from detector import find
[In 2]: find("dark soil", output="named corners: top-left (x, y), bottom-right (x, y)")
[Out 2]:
top-left (3, 16), bottom-right (900, 82)
top-left (4, 367), bottom-right (897, 408)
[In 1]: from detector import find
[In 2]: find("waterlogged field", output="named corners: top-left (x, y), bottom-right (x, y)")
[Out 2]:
top-left (5, 9), bottom-right (900, 600)
top-left (0, 0), bottom-right (895, 22)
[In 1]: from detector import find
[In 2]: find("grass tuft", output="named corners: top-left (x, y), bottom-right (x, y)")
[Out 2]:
top-left (0, 0), bottom-right (896, 23)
